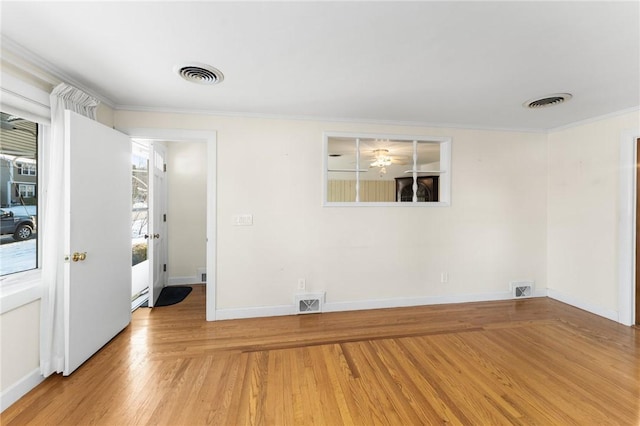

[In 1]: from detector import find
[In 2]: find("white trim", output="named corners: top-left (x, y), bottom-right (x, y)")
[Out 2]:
top-left (116, 104), bottom-right (547, 134)
top-left (322, 201), bottom-right (451, 208)
top-left (0, 85), bottom-right (47, 314)
top-left (167, 276), bottom-right (198, 286)
top-left (324, 290), bottom-right (548, 313)
top-left (547, 288), bottom-right (619, 323)
top-left (618, 129), bottom-right (639, 326)
top-left (0, 271), bottom-right (41, 314)
top-left (0, 71), bottom-right (51, 125)
top-left (323, 130), bottom-right (452, 145)
top-left (119, 127), bottom-right (217, 321)
top-left (1, 35), bottom-right (115, 108)
top-left (0, 368), bottom-right (44, 412)
top-left (216, 305), bottom-right (294, 320)
top-left (214, 289), bottom-right (548, 320)
top-left (1, 36), bottom-right (60, 86)
top-left (548, 106), bottom-right (640, 133)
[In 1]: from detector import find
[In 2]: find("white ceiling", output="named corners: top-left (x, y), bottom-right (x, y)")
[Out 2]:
top-left (1, 1), bottom-right (638, 131)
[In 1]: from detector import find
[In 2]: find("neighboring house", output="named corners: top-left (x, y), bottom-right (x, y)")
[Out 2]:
top-left (0, 156), bottom-right (37, 207)
top-left (0, 117), bottom-right (38, 207)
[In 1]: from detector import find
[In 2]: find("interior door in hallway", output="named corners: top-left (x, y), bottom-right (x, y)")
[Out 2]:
top-left (64, 111), bottom-right (131, 375)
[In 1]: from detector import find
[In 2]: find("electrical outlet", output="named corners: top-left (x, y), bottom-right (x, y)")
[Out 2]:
top-left (440, 272), bottom-right (448, 284)
top-left (297, 278), bottom-right (306, 290)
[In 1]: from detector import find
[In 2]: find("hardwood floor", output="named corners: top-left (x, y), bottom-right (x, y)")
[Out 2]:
top-left (3, 286), bottom-right (639, 425)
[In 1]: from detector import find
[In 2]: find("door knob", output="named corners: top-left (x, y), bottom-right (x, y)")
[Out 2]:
top-left (144, 234), bottom-right (150, 239)
top-left (72, 252), bottom-right (87, 262)
top-left (153, 234), bottom-right (160, 239)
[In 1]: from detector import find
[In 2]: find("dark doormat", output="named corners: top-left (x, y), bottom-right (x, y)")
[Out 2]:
top-left (145, 286), bottom-right (193, 307)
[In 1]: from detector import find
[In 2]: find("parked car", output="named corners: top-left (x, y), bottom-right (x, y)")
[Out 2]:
top-left (0, 209), bottom-right (36, 241)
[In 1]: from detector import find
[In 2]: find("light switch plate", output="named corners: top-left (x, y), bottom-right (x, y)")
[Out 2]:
top-left (234, 214), bottom-right (253, 226)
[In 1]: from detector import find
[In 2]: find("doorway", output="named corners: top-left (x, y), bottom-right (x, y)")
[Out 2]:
top-left (123, 127), bottom-right (217, 320)
top-left (131, 141), bottom-right (150, 309)
top-left (131, 140), bottom-right (168, 309)
top-left (164, 141), bottom-right (207, 288)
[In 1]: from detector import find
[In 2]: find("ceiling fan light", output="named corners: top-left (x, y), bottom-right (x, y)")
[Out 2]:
top-left (371, 158), bottom-right (392, 167)
top-left (371, 148), bottom-right (392, 167)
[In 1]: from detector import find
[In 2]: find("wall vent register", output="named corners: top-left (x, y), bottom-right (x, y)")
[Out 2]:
top-left (511, 281), bottom-right (535, 298)
top-left (295, 293), bottom-right (325, 314)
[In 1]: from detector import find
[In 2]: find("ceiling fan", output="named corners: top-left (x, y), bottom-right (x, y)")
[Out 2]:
top-left (367, 148), bottom-right (407, 176)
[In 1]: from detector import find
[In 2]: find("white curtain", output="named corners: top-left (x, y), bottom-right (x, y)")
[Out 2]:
top-left (40, 83), bottom-right (99, 377)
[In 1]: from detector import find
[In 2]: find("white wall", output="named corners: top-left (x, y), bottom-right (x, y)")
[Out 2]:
top-left (115, 111), bottom-right (548, 314)
top-left (166, 141), bottom-right (207, 282)
top-left (0, 300), bottom-right (40, 403)
top-left (547, 111), bottom-right (640, 319)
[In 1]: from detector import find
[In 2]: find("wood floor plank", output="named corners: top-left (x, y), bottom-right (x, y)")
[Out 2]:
top-left (2, 286), bottom-right (639, 425)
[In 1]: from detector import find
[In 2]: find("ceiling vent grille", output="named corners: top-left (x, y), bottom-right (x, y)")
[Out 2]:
top-left (176, 63), bottom-right (224, 85)
top-left (524, 93), bottom-right (572, 109)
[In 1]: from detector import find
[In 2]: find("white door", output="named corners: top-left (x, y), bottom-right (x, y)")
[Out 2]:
top-left (64, 111), bottom-right (132, 376)
top-left (147, 142), bottom-right (167, 306)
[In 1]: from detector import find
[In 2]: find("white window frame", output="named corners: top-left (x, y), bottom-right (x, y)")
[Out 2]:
top-left (323, 131), bottom-right (452, 207)
top-left (0, 71), bottom-right (50, 314)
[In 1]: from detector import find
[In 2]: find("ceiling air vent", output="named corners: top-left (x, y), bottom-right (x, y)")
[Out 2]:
top-left (524, 93), bottom-right (572, 109)
top-left (175, 63), bottom-right (224, 85)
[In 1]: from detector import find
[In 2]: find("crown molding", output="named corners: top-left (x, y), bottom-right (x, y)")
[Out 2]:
top-left (114, 104), bottom-right (547, 134)
top-left (1, 35), bottom-right (116, 108)
top-left (547, 105), bottom-right (640, 133)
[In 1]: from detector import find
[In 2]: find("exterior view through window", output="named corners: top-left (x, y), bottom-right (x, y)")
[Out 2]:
top-left (132, 144), bottom-right (149, 267)
top-left (0, 112), bottom-right (38, 276)
top-left (131, 142), bottom-right (150, 308)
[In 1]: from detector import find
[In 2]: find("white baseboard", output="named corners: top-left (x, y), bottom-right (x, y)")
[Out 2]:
top-left (167, 276), bottom-right (198, 286)
top-left (1, 368), bottom-right (44, 412)
top-left (547, 288), bottom-right (619, 322)
top-left (214, 290), bottom-right (549, 321)
top-left (216, 305), bottom-right (294, 320)
top-left (324, 290), bottom-right (547, 313)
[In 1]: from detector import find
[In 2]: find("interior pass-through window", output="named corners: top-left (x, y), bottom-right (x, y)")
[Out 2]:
top-left (323, 132), bottom-right (451, 206)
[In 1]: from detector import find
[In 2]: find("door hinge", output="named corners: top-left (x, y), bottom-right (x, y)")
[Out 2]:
top-left (163, 213), bottom-right (167, 222)
top-left (163, 163), bottom-right (167, 172)
top-left (163, 264), bottom-right (167, 272)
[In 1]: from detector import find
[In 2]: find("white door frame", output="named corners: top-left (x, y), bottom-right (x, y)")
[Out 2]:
top-left (121, 127), bottom-right (217, 321)
top-left (618, 129), bottom-right (639, 326)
